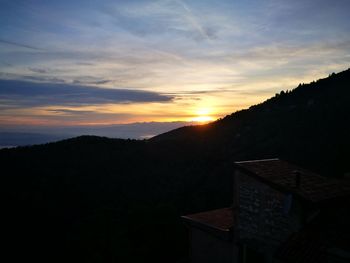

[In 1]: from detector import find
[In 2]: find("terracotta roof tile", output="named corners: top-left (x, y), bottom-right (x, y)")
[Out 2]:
top-left (235, 159), bottom-right (350, 204)
top-left (181, 207), bottom-right (234, 231)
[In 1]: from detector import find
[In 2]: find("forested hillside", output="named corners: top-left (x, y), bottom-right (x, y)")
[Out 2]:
top-left (153, 69), bottom-right (350, 177)
top-left (1, 69), bottom-right (350, 263)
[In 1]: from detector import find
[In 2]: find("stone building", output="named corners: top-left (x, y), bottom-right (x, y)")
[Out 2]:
top-left (182, 159), bottom-right (350, 263)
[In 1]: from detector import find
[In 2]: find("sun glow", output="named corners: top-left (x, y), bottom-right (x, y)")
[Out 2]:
top-left (192, 115), bottom-right (214, 123)
top-left (191, 108), bottom-right (215, 123)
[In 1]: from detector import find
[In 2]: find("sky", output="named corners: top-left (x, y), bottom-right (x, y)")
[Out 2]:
top-left (1, 0), bottom-right (350, 128)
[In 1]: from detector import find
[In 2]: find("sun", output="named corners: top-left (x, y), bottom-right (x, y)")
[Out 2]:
top-left (191, 108), bottom-right (215, 123)
top-left (192, 115), bottom-right (214, 123)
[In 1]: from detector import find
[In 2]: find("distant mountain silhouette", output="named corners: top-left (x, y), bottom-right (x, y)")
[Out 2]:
top-left (1, 69), bottom-right (350, 263)
top-left (0, 121), bottom-right (192, 146)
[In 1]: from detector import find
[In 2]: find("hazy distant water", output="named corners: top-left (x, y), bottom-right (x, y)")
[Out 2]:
top-left (0, 145), bottom-right (16, 149)
top-left (0, 121), bottom-right (192, 146)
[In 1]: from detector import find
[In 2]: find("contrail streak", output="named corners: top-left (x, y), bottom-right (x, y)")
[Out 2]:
top-left (0, 38), bottom-right (45, 51)
top-left (176, 0), bottom-right (211, 41)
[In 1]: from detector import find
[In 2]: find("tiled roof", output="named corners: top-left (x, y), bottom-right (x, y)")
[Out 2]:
top-left (181, 207), bottom-right (234, 232)
top-left (235, 159), bottom-right (350, 204)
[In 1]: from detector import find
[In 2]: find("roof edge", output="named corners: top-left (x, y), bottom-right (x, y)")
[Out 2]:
top-left (181, 215), bottom-right (231, 232)
top-left (181, 215), bottom-right (232, 241)
top-left (235, 158), bottom-right (279, 164)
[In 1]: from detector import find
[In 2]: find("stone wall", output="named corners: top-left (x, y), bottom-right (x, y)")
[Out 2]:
top-left (236, 171), bottom-right (301, 246)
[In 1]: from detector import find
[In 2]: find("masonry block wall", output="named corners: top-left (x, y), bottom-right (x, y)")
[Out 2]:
top-left (235, 170), bottom-right (302, 247)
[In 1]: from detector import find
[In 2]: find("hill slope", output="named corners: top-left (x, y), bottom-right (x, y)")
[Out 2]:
top-left (1, 69), bottom-right (350, 263)
top-left (152, 69), bottom-right (350, 176)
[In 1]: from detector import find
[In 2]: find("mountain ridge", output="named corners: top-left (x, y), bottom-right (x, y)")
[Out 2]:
top-left (1, 68), bottom-right (350, 263)
top-left (0, 121), bottom-right (193, 146)
top-left (150, 68), bottom-right (350, 176)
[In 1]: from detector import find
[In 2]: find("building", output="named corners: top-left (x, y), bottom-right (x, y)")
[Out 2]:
top-left (182, 159), bottom-right (350, 263)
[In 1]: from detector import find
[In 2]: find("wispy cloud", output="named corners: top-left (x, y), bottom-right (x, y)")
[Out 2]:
top-left (28, 67), bottom-right (49, 74)
top-left (0, 38), bottom-right (45, 51)
top-left (45, 108), bottom-right (97, 115)
top-left (1, 0), bottom-right (350, 127)
top-left (72, 79), bottom-right (111, 85)
top-left (0, 79), bottom-right (173, 109)
top-left (176, 0), bottom-right (215, 41)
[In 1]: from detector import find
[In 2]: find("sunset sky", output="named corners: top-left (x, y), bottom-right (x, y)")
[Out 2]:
top-left (1, 0), bottom-right (350, 128)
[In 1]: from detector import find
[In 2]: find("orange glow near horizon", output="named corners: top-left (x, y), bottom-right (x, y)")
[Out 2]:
top-left (190, 108), bottom-right (215, 123)
top-left (0, 91), bottom-right (271, 127)
top-left (191, 115), bottom-right (215, 123)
